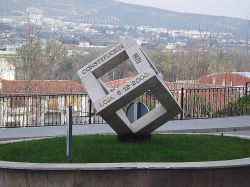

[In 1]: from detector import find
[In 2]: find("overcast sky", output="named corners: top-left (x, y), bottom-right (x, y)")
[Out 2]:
top-left (117, 0), bottom-right (250, 20)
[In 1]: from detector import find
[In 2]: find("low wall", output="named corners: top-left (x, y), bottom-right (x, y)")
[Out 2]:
top-left (0, 159), bottom-right (250, 187)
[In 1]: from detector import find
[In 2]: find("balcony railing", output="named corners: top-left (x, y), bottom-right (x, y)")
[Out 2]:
top-left (0, 84), bottom-right (249, 128)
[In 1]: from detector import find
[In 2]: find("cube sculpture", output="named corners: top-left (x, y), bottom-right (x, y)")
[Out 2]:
top-left (77, 39), bottom-right (182, 136)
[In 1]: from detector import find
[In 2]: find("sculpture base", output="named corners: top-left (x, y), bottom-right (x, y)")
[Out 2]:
top-left (117, 134), bottom-right (151, 142)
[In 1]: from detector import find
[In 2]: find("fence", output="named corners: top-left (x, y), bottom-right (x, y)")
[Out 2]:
top-left (0, 84), bottom-right (249, 128)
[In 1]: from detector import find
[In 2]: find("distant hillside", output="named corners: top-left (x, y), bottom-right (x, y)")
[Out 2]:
top-left (1, 0), bottom-right (248, 38)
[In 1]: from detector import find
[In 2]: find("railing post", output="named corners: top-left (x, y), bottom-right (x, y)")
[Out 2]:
top-left (246, 82), bottom-right (249, 97)
top-left (180, 88), bottom-right (184, 120)
top-left (246, 82), bottom-right (250, 115)
top-left (88, 99), bottom-right (92, 124)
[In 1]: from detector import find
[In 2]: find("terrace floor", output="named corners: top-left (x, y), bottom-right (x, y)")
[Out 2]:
top-left (0, 116), bottom-right (250, 141)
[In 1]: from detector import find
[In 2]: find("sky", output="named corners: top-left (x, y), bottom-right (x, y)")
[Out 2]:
top-left (117, 0), bottom-right (250, 20)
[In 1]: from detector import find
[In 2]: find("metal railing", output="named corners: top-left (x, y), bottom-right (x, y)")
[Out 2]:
top-left (0, 94), bottom-right (103, 128)
top-left (0, 84), bottom-right (249, 128)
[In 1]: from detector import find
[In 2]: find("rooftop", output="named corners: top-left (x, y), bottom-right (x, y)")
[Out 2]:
top-left (0, 80), bottom-right (85, 95)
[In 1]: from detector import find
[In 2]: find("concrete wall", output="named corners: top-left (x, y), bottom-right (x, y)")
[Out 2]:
top-left (0, 159), bottom-right (250, 187)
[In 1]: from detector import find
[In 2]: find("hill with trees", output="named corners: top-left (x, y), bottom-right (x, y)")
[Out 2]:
top-left (0, 0), bottom-right (249, 38)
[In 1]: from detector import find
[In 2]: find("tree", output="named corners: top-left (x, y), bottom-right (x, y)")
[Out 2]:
top-left (15, 38), bottom-right (67, 80)
top-left (152, 50), bottom-right (176, 81)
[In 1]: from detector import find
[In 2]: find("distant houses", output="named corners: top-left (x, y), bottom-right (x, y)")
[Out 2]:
top-left (0, 79), bottom-right (85, 95)
top-left (102, 72), bottom-right (250, 90)
top-left (196, 72), bottom-right (250, 87)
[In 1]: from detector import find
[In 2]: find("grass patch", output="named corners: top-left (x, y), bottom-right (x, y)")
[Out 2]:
top-left (0, 134), bottom-right (250, 163)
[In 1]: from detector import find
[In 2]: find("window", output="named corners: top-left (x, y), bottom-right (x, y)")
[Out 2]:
top-left (66, 95), bottom-right (80, 106)
top-left (10, 97), bottom-right (26, 108)
top-left (48, 97), bottom-right (58, 110)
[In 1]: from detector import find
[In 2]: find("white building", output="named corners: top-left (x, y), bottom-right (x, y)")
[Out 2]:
top-left (0, 43), bottom-right (17, 80)
top-left (0, 59), bottom-right (15, 80)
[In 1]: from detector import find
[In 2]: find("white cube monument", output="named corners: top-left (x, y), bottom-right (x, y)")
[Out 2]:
top-left (77, 39), bottom-right (182, 139)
